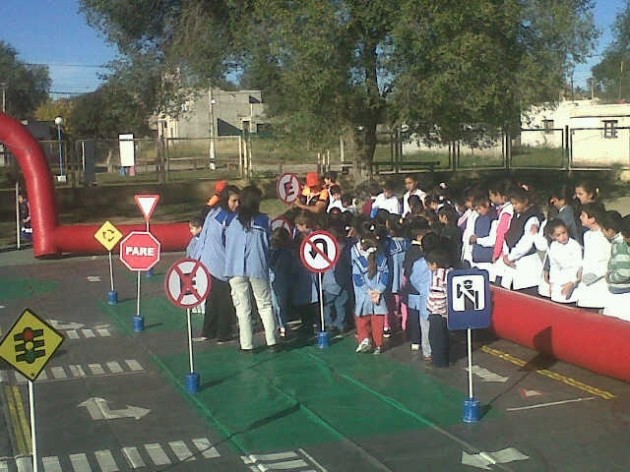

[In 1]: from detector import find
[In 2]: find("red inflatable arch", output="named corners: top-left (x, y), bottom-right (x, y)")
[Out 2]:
top-left (0, 113), bottom-right (189, 257)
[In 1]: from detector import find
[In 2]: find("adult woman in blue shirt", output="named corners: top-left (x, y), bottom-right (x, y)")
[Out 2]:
top-left (224, 186), bottom-right (279, 352)
top-left (191, 185), bottom-right (241, 342)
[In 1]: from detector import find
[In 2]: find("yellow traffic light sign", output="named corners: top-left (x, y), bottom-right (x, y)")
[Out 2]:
top-left (94, 221), bottom-right (124, 252)
top-left (0, 309), bottom-right (64, 381)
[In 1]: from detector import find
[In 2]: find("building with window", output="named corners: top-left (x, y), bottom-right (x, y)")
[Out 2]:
top-left (155, 88), bottom-right (267, 140)
top-left (520, 99), bottom-right (630, 166)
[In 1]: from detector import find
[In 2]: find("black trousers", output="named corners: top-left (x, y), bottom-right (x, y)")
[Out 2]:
top-left (202, 276), bottom-right (235, 340)
top-left (428, 314), bottom-right (449, 367)
top-left (407, 308), bottom-right (421, 345)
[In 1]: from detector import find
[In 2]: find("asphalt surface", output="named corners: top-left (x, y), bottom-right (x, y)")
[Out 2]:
top-left (1, 248), bottom-right (630, 471)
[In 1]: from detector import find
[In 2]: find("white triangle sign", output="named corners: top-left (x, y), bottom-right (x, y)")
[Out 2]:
top-left (135, 194), bottom-right (160, 221)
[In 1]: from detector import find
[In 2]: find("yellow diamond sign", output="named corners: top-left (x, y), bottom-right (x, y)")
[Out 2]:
top-left (0, 309), bottom-right (64, 381)
top-left (94, 221), bottom-right (124, 252)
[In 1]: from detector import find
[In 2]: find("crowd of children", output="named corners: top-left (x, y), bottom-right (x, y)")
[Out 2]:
top-left (188, 172), bottom-right (630, 368)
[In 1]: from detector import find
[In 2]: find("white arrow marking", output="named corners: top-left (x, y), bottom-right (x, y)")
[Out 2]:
top-left (48, 319), bottom-right (85, 331)
top-left (462, 448), bottom-right (529, 470)
top-left (465, 365), bottom-right (509, 383)
top-left (506, 396), bottom-right (596, 412)
top-left (87, 275), bottom-right (101, 282)
top-left (519, 387), bottom-right (543, 398)
top-left (78, 397), bottom-right (150, 420)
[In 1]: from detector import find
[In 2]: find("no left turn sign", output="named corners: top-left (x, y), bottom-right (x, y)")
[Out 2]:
top-left (277, 173), bottom-right (301, 204)
top-left (300, 230), bottom-right (340, 273)
top-left (164, 259), bottom-right (212, 308)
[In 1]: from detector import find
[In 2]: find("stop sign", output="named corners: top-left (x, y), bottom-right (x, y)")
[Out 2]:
top-left (119, 231), bottom-right (161, 271)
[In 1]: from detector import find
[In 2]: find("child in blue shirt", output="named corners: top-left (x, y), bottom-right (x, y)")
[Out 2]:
top-left (270, 227), bottom-right (294, 337)
top-left (351, 235), bottom-right (390, 354)
top-left (321, 227), bottom-right (352, 334)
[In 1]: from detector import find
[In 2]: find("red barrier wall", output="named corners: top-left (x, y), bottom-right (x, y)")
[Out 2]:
top-left (492, 286), bottom-right (630, 382)
top-left (0, 112), bottom-right (189, 256)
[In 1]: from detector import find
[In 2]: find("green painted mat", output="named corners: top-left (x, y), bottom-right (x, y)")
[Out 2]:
top-left (157, 337), bottom-right (468, 453)
top-left (99, 297), bottom-right (203, 333)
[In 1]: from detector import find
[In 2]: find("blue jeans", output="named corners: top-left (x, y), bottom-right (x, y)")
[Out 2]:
top-left (323, 289), bottom-right (349, 331)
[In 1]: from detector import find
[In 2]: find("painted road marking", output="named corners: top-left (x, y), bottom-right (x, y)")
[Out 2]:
top-left (95, 450), bottom-right (118, 471)
top-left (506, 397), bottom-right (597, 412)
top-left (0, 437), bottom-right (220, 471)
top-left (60, 328), bottom-right (112, 340)
top-left (465, 365), bottom-right (508, 383)
top-left (13, 360), bottom-right (145, 384)
top-left (41, 456), bottom-right (62, 471)
top-left (480, 345), bottom-right (616, 400)
top-left (121, 447), bottom-right (144, 469)
top-left (145, 443), bottom-right (171, 466)
top-left (462, 447), bottom-right (529, 470)
top-left (243, 449), bottom-right (328, 472)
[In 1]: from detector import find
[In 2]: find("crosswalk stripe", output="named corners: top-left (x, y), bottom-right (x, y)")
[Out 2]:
top-left (269, 459), bottom-right (310, 469)
top-left (69, 453), bottom-right (91, 471)
top-left (88, 364), bottom-right (105, 375)
top-left (125, 360), bottom-right (143, 372)
top-left (82, 329), bottom-right (96, 339)
top-left (95, 450), bottom-right (118, 472)
top-left (106, 362), bottom-right (123, 374)
top-left (192, 438), bottom-right (220, 459)
top-left (42, 456), bottom-right (62, 471)
top-left (169, 441), bottom-right (195, 462)
top-left (69, 365), bottom-right (86, 377)
top-left (97, 329), bottom-right (111, 337)
top-left (250, 452), bottom-right (299, 461)
top-left (67, 330), bottom-right (80, 340)
top-left (50, 367), bottom-right (67, 380)
top-left (0, 460), bottom-right (8, 472)
top-left (145, 443), bottom-right (171, 466)
top-left (39, 370), bottom-right (48, 381)
top-left (122, 447), bottom-right (145, 469)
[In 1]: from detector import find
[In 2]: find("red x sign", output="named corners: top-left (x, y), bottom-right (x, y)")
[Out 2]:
top-left (164, 259), bottom-right (212, 308)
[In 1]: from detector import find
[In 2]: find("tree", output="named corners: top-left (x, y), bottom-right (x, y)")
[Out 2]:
top-left (79, 1), bottom-right (597, 169)
top-left (592, 0), bottom-right (630, 102)
top-left (0, 41), bottom-right (51, 118)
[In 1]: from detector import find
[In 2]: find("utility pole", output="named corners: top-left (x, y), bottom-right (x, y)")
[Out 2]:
top-left (619, 60), bottom-right (624, 101)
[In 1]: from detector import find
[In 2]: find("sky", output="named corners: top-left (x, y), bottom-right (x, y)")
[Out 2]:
top-left (0, 0), bottom-right (626, 97)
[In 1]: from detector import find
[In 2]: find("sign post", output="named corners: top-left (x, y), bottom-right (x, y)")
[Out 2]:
top-left (0, 309), bottom-right (65, 472)
top-left (165, 258), bottom-right (212, 393)
top-left (94, 221), bottom-right (124, 305)
top-left (135, 194), bottom-right (160, 278)
top-left (447, 268), bottom-right (492, 423)
top-left (300, 230), bottom-right (340, 348)
top-left (276, 173), bottom-right (301, 205)
top-left (120, 231), bottom-right (161, 332)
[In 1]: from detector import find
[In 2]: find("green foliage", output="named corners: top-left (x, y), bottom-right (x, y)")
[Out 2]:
top-left (78, 1), bottom-right (597, 167)
top-left (0, 41), bottom-right (51, 118)
top-left (592, 0), bottom-right (630, 101)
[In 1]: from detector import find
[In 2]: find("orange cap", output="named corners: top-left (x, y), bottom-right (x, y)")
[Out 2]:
top-left (306, 172), bottom-right (320, 187)
top-left (215, 180), bottom-right (228, 193)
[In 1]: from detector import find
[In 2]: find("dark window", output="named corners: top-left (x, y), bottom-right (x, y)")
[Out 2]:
top-left (603, 120), bottom-right (618, 139)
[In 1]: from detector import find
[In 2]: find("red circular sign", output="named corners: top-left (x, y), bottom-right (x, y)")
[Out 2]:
top-left (119, 231), bottom-right (161, 271)
top-left (164, 258), bottom-right (212, 308)
top-left (276, 173), bottom-right (301, 204)
top-left (299, 230), bottom-right (340, 273)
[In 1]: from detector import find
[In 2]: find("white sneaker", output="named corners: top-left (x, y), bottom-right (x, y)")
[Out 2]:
top-left (356, 338), bottom-right (372, 353)
top-left (410, 343), bottom-right (420, 351)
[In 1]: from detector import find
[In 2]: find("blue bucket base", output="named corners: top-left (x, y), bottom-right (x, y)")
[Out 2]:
top-left (133, 315), bottom-right (144, 333)
top-left (317, 331), bottom-right (330, 349)
top-left (462, 397), bottom-right (481, 423)
top-left (107, 290), bottom-right (118, 305)
top-left (186, 372), bottom-right (200, 393)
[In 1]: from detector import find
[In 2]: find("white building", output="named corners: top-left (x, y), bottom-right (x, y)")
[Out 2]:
top-left (521, 99), bottom-right (630, 167)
